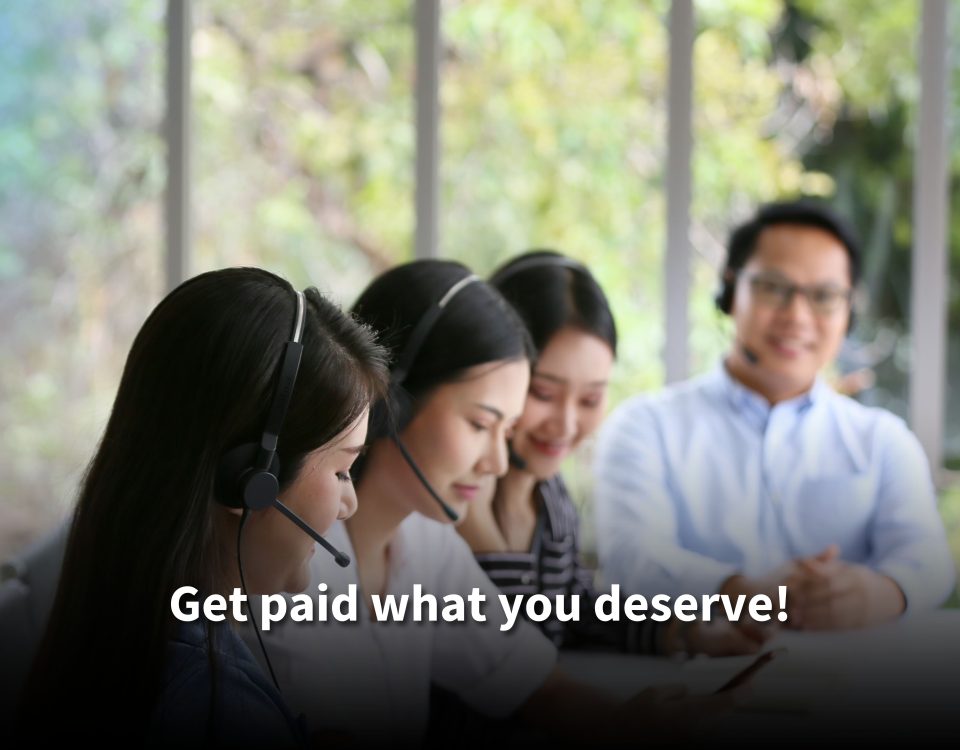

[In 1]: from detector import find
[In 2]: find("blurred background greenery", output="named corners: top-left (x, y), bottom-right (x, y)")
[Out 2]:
top-left (0, 1), bottom-right (957, 599)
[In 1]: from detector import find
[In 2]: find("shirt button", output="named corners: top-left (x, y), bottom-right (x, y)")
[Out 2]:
top-left (521, 572), bottom-right (534, 585)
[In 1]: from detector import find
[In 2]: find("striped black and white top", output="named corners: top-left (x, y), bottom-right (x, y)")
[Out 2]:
top-left (475, 474), bottom-right (664, 653)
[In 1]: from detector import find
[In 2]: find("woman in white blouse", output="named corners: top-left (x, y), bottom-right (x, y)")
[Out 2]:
top-left (256, 260), bottom-right (735, 745)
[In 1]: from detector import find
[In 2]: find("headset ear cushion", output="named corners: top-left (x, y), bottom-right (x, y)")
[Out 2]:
top-left (391, 384), bottom-right (416, 435)
top-left (216, 443), bottom-right (281, 510)
top-left (368, 395), bottom-right (393, 443)
top-left (368, 382), bottom-right (418, 443)
top-left (715, 271), bottom-right (735, 315)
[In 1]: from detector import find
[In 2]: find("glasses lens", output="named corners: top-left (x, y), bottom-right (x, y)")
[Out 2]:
top-left (749, 275), bottom-right (850, 316)
top-left (750, 277), bottom-right (792, 307)
top-left (808, 287), bottom-right (850, 315)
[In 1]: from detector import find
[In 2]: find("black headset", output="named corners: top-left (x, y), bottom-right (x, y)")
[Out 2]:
top-left (715, 203), bottom-right (861, 335)
top-left (380, 271), bottom-right (481, 431)
top-left (215, 288), bottom-right (350, 567)
top-left (213, 288), bottom-right (349, 696)
top-left (714, 269), bottom-right (737, 316)
top-left (376, 272), bottom-right (481, 522)
top-left (216, 290), bottom-right (306, 512)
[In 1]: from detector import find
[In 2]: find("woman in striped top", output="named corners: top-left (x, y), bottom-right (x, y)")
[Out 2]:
top-left (456, 250), bottom-right (767, 657)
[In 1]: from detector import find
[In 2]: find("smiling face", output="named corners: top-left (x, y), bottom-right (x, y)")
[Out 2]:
top-left (729, 223), bottom-right (852, 402)
top-left (511, 327), bottom-right (614, 480)
top-left (238, 408), bottom-right (369, 594)
top-left (395, 359), bottom-right (530, 523)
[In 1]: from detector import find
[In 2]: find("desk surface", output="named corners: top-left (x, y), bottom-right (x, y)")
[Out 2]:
top-left (559, 612), bottom-right (960, 740)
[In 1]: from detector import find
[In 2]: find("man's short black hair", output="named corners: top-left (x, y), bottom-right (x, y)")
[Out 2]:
top-left (716, 200), bottom-right (861, 315)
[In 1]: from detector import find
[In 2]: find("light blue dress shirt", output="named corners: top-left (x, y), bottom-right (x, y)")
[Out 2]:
top-left (593, 364), bottom-right (956, 611)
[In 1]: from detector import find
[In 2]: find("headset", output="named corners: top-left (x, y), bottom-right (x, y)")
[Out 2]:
top-left (712, 270), bottom-right (762, 364)
top-left (215, 288), bottom-right (350, 567)
top-left (715, 205), bottom-right (859, 333)
top-left (214, 287), bottom-right (354, 694)
top-left (715, 228), bottom-right (858, 368)
top-left (377, 273), bottom-right (481, 522)
top-left (713, 269), bottom-right (738, 317)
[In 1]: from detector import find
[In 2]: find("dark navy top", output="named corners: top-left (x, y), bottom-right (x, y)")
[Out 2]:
top-left (148, 619), bottom-right (307, 747)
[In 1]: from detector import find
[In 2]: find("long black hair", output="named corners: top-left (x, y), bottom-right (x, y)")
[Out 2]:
top-left (490, 249), bottom-right (617, 356)
top-left (18, 267), bottom-right (388, 738)
top-left (350, 260), bottom-right (534, 472)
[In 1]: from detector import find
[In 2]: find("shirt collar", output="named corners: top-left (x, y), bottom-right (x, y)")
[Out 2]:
top-left (710, 361), bottom-right (826, 423)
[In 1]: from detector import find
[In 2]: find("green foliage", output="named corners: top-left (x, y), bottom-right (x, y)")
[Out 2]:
top-left (192, 0), bottom-right (414, 301)
top-left (0, 1), bottom-right (165, 554)
top-left (441, 0), bottom-right (671, 397)
top-left (3, 0), bottom-right (960, 575)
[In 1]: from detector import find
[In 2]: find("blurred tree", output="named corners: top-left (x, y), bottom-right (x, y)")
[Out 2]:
top-left (2, 0), bottom-right (957, 576)
top-left (193, 0), bottom-right (414, 304)
top-left (761, 0), bottom-right (920, 421)
top-left (0, 0), bottom-right (164, 556)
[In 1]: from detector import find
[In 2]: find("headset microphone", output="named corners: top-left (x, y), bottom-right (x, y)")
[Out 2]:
top-left (273, 499), bottom-right (351, 567)
top-left (393, 435), bottom-right (460, 522)
top-left (508, 444), bottom-right (527, 471)
top-left (740, 342), bottom-right (760, 365)
top-left (386, 273), bottom-right (481, 523)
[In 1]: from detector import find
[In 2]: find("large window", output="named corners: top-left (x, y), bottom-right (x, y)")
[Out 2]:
top-left (193, 0), bottom-right (415, 307)
top-left (691, 0), bottom-right (920, 415)
top-left (0, 1), bottom-right (165, 558)
top-left (440, 0), bottom-right (669, 400)
top-left (688, 1), bottom-right (804, 373)
top-left (2, 0), bottom-right (956, 581)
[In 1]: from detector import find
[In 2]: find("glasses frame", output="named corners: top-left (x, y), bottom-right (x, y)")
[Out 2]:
top-left (742, 272), bottom-right (854, 317)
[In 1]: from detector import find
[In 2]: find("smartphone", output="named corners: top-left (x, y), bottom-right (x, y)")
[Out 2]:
top-left (714, 647), bottom-right (787, 693)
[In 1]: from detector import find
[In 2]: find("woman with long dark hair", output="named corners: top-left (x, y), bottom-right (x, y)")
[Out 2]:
top-left (260, 259), bottom-right (735, 746)
top-left (16, 267), bottom-right (388, 745)
top-left (455, 250), bottom-right (768, 657)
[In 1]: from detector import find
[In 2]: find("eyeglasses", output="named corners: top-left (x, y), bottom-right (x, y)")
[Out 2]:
top-left (744, 273), bottom-right (853, 316)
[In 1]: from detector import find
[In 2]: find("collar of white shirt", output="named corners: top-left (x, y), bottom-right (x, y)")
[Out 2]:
top-left (710, 360), bottom-right (827, 427)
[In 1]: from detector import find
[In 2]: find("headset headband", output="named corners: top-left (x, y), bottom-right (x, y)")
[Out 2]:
top-left (491, 255), bottom-right (587, 286)
top-left (255, 290), bottom-right (305, 471)
top-left (392, 274), bottom-right (480, 385)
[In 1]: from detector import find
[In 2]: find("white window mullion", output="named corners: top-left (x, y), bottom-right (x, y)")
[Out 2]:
top-left (414, 0), bottom-right (441, 259)
top-left (164, 0), bottom-right (192, 292)
top-left (664, 0), bottom-right (695, 383)
top-left (910, 0), bottom-right (951, 476)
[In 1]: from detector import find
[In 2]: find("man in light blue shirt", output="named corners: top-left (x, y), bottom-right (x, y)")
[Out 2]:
top-left (595, 202), bottom-right (955, 630)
